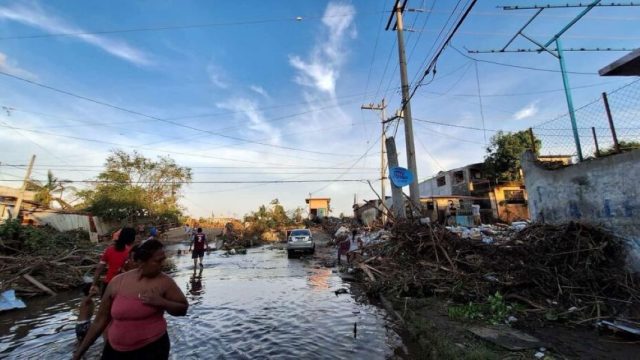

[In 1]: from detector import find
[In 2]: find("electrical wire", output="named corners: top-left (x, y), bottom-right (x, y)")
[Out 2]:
top-left (0, 11), bottom-right (388, 40)
top-left (0, 70), bottom-right (361, 157)
top-left (450, 45), bottom-right (597, 75)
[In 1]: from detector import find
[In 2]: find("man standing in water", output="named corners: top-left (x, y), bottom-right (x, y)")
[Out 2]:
top-left (189, 227), bottom-right (208, 269)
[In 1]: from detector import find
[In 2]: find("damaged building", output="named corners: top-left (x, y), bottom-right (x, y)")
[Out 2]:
top-left (418, 163), bottom-right (529, 224)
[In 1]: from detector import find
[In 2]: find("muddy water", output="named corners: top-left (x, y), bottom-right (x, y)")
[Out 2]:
top-left (0, 244), bottom-right (405, 359)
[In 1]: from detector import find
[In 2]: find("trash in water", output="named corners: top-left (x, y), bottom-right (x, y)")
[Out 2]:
top-left (0, 290), bottom-right (27, 312)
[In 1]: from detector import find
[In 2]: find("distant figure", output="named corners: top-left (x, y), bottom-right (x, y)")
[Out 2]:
top-left (445, 201), bottom-right (457, 226)
top-left (346, 229), bottom-right (361, 265)
top-left (136, 224), bottom-right (145, 240)
top-left (75, 283), bottom-right (98, 344)
top-left (73, 240), bottom-right (189, 360)
top-left (337, 234), bottom-right (350, 266)
top-left (472, 204), bottom-right (481, 225)
top-left (149, 224), bottom-right (158, 238)
top-left (189, 228), bottom-right (208, 269)
top-left (92, 227), bottom-right (136, 295)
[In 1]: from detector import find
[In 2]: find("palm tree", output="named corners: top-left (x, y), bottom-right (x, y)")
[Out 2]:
top-left (26, 170), bottom-right (75, 209)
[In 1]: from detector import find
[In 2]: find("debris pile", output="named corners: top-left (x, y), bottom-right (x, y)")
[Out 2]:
top-left (1, 222), bottom-right (100, 298)
top-left (358, 221), bottom-right (640, 324)
top-left (1, 246), bottom-right (100, 297)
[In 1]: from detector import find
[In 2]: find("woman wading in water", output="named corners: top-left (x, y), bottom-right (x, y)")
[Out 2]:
top-left (73, 240), bottom-right (188, 360)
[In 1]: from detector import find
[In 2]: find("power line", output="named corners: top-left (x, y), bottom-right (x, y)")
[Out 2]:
top-left (0, 70), bottom-right (359, 157)
top-left (413, 117), bottom-right (499, 131)
top-left (0, 122), bottom-right (364, 166)
top-left (0, 11), bottom-right (387, 40)
top-left (450, 45), bottom-right (597, 75)
top-left (310, 135), bottom-right (381, 195)
top-left (410, 0), bottom-right (465, 86)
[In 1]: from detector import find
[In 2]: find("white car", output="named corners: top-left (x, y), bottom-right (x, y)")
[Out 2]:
top-left (286, 229), bottom-right (315, 257)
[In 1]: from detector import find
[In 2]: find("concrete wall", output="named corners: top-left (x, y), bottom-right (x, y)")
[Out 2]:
top-left (28, 212), bottom-right (112, 236)
top-left (521, 150), bottom-right (640, 271)
top-left (419, 173), bottom-right (452, 197)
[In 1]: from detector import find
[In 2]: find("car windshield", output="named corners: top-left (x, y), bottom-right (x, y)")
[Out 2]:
top-left (291, 230), bottom-right (310, 236)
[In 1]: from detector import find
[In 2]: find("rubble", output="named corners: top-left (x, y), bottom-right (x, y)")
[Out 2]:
top-left (354, 221), bottom-right (640, 326)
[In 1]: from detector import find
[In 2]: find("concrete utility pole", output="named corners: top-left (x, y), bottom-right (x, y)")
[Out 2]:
top-left (385, 137), bottom-right (406, 219)
top-left (386, 0), bottom-right (420, 207)
top-left (361, 99), bottom-right (388, 223)
top-left (13, 155), bottom-right (35, 220)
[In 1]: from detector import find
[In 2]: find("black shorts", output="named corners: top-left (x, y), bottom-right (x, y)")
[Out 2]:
top-left (102, 332), bottom-right (170, 360)
top-left (75, 320), bottom-right (91, 341)
top-left (191, 249), bottom-right (205, 259)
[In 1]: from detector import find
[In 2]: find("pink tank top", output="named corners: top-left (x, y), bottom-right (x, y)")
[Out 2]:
top-left (108, 294), bottom-right (167, 351)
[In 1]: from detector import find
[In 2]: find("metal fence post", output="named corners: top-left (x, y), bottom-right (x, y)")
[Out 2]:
top-left (528, 127), bottom-right (537, 155)
top-left (601, 92), bottom-right (621, 154)
top-left (591, 127), bottom-right (600, 157)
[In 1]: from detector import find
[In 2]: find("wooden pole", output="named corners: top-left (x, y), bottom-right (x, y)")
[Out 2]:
top-left (13, 155), bottom-right (35, 220)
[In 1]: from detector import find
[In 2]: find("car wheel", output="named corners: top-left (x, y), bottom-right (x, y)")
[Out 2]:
top-left (287, 250), bottom-right (294, 259)
top-left (310, 246), bottom-right (315, 255)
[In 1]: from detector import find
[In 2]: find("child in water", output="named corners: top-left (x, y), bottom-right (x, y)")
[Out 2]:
top-left (76, 283), bottom-right (97, 343)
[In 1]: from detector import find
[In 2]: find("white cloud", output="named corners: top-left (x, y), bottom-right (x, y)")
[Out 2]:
top-left (0, 3), bottom-right (151, 66)
top-left (288, 1), bottom-right (356, 96)
top-left (206, 62), bottom-right (228, 89)
top-left (0, 52), bottom-right (36, 79)
top-left (514, 102), bottom-right (539, 120)
top-left (249, 85), bottom-right (269, 98)
top-left (216, 98), bottom-right (281, 145)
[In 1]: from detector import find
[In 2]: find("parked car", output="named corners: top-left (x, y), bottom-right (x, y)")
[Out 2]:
top-left (286, 229), bottom-right (314, 257)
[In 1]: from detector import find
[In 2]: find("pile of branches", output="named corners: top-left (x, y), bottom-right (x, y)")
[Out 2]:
top-left (1, 221), bottom-right (101, 297)
top-left (0, 248), bottom-right (101, 297)
top-left (359, 221), bottom-right (640, 324)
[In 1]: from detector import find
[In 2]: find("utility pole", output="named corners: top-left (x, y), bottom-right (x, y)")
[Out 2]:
top-left (385, 137), bottom-right (406, 219)
top-left (13, 155), bottom-right (35, 220)
top-left (386, 0), bottom-right (420, 208)
top-left (467, 0), bottom-right (640, 162)
top-left (361, 99), bottom-right (388, 223)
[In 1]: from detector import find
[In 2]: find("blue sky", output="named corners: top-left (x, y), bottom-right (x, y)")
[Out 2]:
top-left (0, 0), bottom-right (638, 218)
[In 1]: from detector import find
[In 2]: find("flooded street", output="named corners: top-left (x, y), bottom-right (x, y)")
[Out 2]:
top-left (0, 239), bottom-right (405, 359)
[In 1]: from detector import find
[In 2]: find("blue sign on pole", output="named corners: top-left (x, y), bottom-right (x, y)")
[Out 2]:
top-left (389, 167), bottom-right (414, 188)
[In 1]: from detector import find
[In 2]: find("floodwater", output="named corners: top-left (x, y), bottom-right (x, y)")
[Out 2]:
top-left (0, 243), bottom-right (406, 359)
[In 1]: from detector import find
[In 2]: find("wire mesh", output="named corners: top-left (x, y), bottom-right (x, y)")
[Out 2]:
top-left (532, 79), bottom-right (640, 161)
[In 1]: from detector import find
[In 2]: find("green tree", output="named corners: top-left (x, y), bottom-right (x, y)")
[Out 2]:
top-left (598, 140), bottom-right (640, 157)
top-left (26, 170), bottom-right (75, 209)
top-left (484, 130), bottom-right (540, 182)
top-left (77, 150), bottom-right (191, 221)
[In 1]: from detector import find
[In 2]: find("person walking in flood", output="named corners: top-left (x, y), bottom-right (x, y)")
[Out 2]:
top-left (75, 283), bottom-right (98, 345)
top-left (92, 227), bottom-right (136, 295)
top-left (73, 240), bottom-right (189, 360)
top-left (189, 227), bottom-right (208, 269)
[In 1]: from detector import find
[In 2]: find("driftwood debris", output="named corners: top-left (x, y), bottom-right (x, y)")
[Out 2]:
top-left (352, 221), bottom-right (640, 325)
top-left (0, 248), bottom-right (101, 297)
top-left (22, 274), bottom-right (56, 296)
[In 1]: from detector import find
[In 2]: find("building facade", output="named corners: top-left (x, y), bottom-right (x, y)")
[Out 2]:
top-left (418, 163), bottom-right (529, 224)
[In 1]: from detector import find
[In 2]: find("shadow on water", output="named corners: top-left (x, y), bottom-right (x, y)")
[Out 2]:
top-left (1, 244), bottom-right (406, 359)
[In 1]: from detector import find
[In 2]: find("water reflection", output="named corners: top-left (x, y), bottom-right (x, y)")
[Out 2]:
top-left (187, 268), bottom-right (204, 298)
top-left (1, 244), bottom-right (404, 359)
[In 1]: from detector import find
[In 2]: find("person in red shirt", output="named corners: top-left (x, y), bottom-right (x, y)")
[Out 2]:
top-left (188, 227), bottom-right (208, 269)
top-left (92, 227), bottom-right (136, 295)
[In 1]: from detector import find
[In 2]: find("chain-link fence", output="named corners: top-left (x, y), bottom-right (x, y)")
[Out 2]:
top-left (532, 79), bottom-right (640, 161)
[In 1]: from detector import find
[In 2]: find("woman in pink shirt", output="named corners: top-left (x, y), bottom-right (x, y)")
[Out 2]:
top-left (74, 240), bottom-right (188, 360)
